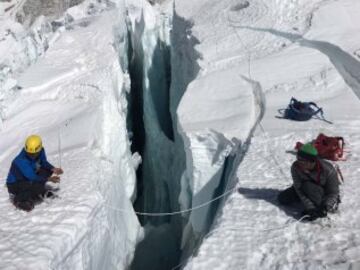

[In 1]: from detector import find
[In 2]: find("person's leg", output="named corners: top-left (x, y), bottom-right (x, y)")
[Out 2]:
top-left (29, 181), bottom-right (48, 201)
top-left (36, 168), bottom-right (58, 196)
top-left (31, 181), bottom-right (58, 200)
top-left (301, 181), bottom-right (324, 208)
top-left (7, 183), bottom-right (18, 199)
top-left (7, 181), bottom-right (34, 211)
top-left (9, 180), bottom-right (47, 202)
top-left (8, 181), bottom-right (32, 202)
top-left (278, 186), bottom-right (300, 205)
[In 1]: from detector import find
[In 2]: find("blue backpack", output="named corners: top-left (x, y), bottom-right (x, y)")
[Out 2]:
top-left (278, 97), bottom-right (332, 123)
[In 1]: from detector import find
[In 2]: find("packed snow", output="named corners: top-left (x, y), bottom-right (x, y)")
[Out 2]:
top-left (176, 0), bottom-right (360, 269)
top-left (1, 0), bottom-right (360, 269)
top-left (0, 1), bottom-right (142, 269)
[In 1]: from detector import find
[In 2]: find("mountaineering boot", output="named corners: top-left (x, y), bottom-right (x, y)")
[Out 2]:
top-left (44, 190), bottom-right (59, 199)
top-left (15, 200), bottom-right (34, 212)
top-left (45, 184), bottom-right (60, 192)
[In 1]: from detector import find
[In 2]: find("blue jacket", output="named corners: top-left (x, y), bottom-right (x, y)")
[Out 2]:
top-left (6, 148), bottom-right (54, 184)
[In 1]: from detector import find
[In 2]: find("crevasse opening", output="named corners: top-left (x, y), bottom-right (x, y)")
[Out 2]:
top-left (122, 2), bottom-right (238, 269)
top-left (126, 6), bottom-right (183, 269)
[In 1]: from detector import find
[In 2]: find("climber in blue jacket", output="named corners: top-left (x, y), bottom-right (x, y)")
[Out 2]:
top-left (6, 135), bottom-right (63, 211)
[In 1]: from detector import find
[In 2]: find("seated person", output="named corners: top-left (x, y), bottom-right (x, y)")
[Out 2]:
top-left (6, 135), bottom-right (63, 211)
top-left (278, 143), bottom-right (340, 221)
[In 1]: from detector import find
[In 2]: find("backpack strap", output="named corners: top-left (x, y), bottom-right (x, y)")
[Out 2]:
top-left (336, 137), bottom-right (345, 149)
top-left (308, 102), bottom-right (323, 116)
top-left (290, 97), bottom-right (298, 105)
top-left (310, 105), bottom-right (333, 124)
top-left (290, 98), bottom-right (305, 113)
top-left (335, 137), bottom-right (345, 158)
top-left (276, 108), bottom-right (287, 119)
top-left (334, 164), bottom-right (345, 184)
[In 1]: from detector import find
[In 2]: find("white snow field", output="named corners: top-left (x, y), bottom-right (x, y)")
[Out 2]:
top-left (1, 0), bottom-right (360, 269)
top-left (176, 0), bottom-right (360, 269)
top-left (0, 1), bottom-right (142, 269)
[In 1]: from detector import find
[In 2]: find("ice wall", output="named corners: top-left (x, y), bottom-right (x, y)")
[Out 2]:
top-left (110, 1), bottom-right (257, 269)
top-left (125, 2), bottom-right (188, 269)
top-left (88, 54), bottom-right (142, 270)
top-left (48, 7), bottom-right (144, 269)
top-left (126, 1), bottom-right (181, 226)
top-left (51, 41), bottom-right (142, 270)
top-left (124, 1), bottom-right (242, 268)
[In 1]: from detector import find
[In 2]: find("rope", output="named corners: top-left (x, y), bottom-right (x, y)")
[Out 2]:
top-left (313, 113), bottom-right (333, 124)
top-left (58, 126), bottom-right (62, 168)
top-left (105, 185), bottom-right (239, 216)
top-left (227, 13), bottom-right (294, 183)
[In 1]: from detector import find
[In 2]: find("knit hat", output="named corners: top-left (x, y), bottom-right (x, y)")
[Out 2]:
top-left (297, 143), bottom-right (318, 161)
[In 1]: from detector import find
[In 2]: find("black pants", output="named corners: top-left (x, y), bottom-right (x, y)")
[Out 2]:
top-left (278, 182), bottom-right (324, 208)
top-left (7, 168), bottom-right (52, 203)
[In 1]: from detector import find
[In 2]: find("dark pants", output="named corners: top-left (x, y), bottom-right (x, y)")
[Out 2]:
top-left (7, 168), bottom-right (52, 203)
top-left (278, 182), bottom-right (324, 208)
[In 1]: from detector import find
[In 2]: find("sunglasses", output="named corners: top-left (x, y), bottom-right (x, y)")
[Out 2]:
top-left (297, 157), bottom-right (316, 165)
top-left (27, 152), bottom-right (41, 159)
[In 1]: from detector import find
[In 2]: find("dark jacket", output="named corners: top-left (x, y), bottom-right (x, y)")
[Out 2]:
top-left (6, 148), bottom-right (54, 184)
top-left (291, 159), bottom-right (340, 211)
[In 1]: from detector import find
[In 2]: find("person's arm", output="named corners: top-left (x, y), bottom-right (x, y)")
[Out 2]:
top-left (323, 163), bottom-right (340, 211)
top-left (291, 164), bottom-right (316, 210)
top-left (39, 149), bottom-right (55, 171)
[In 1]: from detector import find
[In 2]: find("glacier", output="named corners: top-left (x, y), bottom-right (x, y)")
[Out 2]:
top-left (0, 1), bottom-right (143, 269)
top-left (0, 0), bottom-right (327, 269)
top-left (124, 1), bottom-right (256, 269)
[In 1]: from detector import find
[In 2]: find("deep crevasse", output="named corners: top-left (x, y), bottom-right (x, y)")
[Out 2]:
top-left (50, 3), bottom-right (145, 269)
top-left (1, 0), bottom-right (257, 269)
top-left (125, 1), bottom-right (246, 268)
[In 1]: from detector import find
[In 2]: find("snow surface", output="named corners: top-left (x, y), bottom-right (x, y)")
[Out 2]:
top-left (2, 0), bottom-right (360, 269)
top-left (0, 2), bottom-right (142, 269)
top-left (176, 0), bottom-right (360, 269)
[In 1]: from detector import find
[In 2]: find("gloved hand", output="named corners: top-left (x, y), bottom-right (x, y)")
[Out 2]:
top-left (323, 201), bottom-right (339, 213)
top-left (302, 207), bottom-right (327, 221)
top-left (52, 167), bottom-right (64, 175)
top-left (48, 175), bottom-right (60, 183)
top-left (317, 205), bottom-right (327, 218)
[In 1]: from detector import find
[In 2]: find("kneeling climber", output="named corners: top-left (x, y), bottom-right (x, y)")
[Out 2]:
top-left (278, 143), bottom-right (340, 221)
top-left (6, 135), bottom-right (63, 211)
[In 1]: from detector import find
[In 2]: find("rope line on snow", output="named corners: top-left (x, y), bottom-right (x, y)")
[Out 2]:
top-left (227, 13), bottom-right (293, 184)
top-left (104, 185), bottom-right (239, 216)
top-left (58, 126), bottom-right (62, 168)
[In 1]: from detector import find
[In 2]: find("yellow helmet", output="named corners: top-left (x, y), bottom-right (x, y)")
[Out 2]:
top-left (25, 135), bottom-right (43, 154)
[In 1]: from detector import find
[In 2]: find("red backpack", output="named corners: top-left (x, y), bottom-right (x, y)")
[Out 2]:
top-left (295, 133), bottom-right (345, 161)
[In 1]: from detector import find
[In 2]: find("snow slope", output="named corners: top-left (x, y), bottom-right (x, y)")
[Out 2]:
top-left (177, 0), bottom-right (360, 269)
top-left (1, 0), bottom-right (360, 268)
top-left (0, 3), bottom-right (142, 270)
